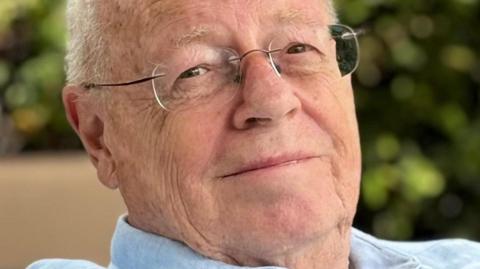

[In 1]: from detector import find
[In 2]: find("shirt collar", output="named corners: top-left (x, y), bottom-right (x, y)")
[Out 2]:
top-left (110, 215), bottom-right (285, 269)
top-left (349, 229), bottom-right (420, 268)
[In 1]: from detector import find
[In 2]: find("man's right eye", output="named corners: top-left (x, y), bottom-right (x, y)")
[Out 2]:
top-left (179, 66), bottom-right (209, 79)
top-left (286, 43), bottom-right (314, 54)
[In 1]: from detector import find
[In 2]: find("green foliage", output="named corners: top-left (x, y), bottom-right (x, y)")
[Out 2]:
top-left (0, 0), bottom-right (79, 151)
top-left (337, 0), bottom-right (480, 240)
top-left (0, 0), bottom-right (479, 241)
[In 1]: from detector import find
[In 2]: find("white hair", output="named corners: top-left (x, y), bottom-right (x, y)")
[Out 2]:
top-left (327, 0), bottom-right (339, 23)
top-left (64, 0), bottom-right (337, 86)
top-left (65, 0), bottom-right (110, 85)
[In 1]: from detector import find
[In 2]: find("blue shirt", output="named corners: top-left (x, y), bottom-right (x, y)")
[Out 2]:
top-left (28, 215), bottom-right (480, 269)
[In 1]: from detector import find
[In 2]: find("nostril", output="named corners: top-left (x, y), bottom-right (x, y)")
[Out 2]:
top-left (246, 118), bottom-right (257, 125)
top-left (245, 117), bottom-right (271, 127)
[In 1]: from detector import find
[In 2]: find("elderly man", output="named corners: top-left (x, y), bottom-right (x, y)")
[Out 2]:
top-left (29, 0), bottom-right (480, 268)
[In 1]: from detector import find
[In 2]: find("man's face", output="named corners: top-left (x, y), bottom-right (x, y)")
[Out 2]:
top-left (103, 0), bottom-right (361, 263)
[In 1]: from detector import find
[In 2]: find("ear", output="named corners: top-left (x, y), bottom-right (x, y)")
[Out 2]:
top-left (63, 85), bottom-right (119, 189)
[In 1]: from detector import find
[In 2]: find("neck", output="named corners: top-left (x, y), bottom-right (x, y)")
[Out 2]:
top-left (227, 225), bottom-right (352, 269)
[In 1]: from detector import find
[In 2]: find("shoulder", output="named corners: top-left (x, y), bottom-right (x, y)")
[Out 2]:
top-left (386, 238), bottom-right (480, 265)
top-left (352, 228), bottom-right (480, 268)
top-left (27, 259), bottom-right (105, 269)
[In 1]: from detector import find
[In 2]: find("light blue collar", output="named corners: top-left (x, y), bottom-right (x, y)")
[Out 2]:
top-left (109, 215), bottom-right (285, 269)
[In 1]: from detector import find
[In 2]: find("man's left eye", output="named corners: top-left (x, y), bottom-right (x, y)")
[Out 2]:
top-left (178, 66), bottom-right (209, 79)
top-left (286, 43), bottom-right (313, 54)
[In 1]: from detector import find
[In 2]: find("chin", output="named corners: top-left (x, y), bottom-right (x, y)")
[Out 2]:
top-left (225, 191), bottom-right (349, 258)
top-left (275, 201), bottom-right (346, 239)
top-left (214, 159), bottom-right (357, 256)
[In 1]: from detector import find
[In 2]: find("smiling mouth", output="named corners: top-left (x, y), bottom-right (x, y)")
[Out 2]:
top-left (222, 155), bottom-right (319, 179)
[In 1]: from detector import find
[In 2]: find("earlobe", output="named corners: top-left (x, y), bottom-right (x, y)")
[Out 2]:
top-left (62, 85), bottom-right (119, 189)
top-left (97, 149), bottom-right (119, 189)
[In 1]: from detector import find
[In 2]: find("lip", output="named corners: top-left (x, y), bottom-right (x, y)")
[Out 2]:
top-left (221, 153), bottom-right (320, 179)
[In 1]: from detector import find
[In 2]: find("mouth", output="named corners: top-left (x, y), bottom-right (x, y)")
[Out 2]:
top-left (221, 154), bottom-right (320, 179)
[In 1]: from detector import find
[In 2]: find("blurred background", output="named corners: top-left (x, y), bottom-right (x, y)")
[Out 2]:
top-left (0, 0), bottom-right (479, 268)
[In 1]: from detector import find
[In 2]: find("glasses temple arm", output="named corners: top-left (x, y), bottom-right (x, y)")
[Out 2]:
top-left (81, 74), bottom-right (165, 90)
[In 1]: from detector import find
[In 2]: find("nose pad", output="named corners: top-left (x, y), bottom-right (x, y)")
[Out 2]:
top-left (234, 74), bottom-right (241, 84)
top-left (267, 53), bottom-right (282, 77)
top-left (274, 63), bottom-right (282, 74)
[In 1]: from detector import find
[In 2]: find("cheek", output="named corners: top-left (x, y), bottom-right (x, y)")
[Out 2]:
top-left (165, 112), bottom-right (227, 179)
top-left (158, 109), bottom-right (230, 198)
top-left (298, 77), bottom-right (362, 211)
top-left (299, 76), bottom-right (359, 155)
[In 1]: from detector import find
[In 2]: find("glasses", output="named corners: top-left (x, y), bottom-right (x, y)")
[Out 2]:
top-left (82, 24), bottom-right (360, 111)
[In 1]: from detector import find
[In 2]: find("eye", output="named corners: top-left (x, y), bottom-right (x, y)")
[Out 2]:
top-left (178, 66), bottom-right (209, 79)
top-left (286, 43), bottom-right (314, 54)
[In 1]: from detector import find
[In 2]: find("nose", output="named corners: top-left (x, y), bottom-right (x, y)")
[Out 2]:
top-left (232, 53), bottom-right (301, 130)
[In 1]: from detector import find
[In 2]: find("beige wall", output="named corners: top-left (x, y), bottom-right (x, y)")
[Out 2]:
top-left (0, 153), bottom-right (126, 269)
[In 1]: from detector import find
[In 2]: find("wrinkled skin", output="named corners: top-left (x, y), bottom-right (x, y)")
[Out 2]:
top-left (64, 0), bottom-right (362, 268)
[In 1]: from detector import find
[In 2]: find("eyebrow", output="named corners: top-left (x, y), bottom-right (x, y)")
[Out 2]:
top-left (174, 26), bottom-right (212, 48)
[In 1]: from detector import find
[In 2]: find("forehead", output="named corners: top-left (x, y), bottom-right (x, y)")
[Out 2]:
top-left (135, 0), bottom-right (331, 37)
top-left (139, 0), bottom-right (329, 20)
top-left (138, 0), bottom-right (329, 19)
